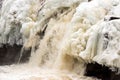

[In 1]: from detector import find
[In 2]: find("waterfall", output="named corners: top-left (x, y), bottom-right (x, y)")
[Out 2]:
top-left (0, 0), bottom-right (120, 80)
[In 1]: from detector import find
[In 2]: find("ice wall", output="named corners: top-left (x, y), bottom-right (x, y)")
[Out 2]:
top-left (0, 0), bottom-right (40, 45)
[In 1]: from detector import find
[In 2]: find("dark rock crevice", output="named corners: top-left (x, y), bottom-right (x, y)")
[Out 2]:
top-left (0, 44), bottom-right (31, 65)
top-left (85, 63), bottom-right (120, 80)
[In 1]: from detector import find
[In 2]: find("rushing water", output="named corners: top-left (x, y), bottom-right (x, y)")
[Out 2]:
top-left (0, 0), bottom-right (120, 80)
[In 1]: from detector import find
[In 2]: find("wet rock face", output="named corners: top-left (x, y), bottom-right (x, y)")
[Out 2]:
top-left (0, 44), bottom-right (31, 65)
top-left (85, 63), bottom-right (120, 80)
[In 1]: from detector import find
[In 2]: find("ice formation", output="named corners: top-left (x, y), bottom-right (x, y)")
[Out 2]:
top-left (0, 0), bottom-right (40, 45)
top-left (0, 0), bottom-right (120, 80)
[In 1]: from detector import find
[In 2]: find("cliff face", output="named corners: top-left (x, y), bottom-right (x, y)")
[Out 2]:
top-left (0, 0), bottom-right (120, 80)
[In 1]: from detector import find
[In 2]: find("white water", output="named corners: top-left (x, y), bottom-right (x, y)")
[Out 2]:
top-left (0, 0), bottom-right (120, 80)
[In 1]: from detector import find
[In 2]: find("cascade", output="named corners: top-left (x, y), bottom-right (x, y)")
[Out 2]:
top-left (0, 0), bottom-right (120, 80)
